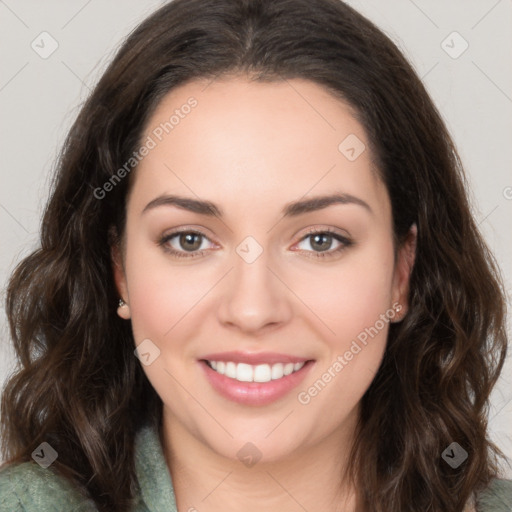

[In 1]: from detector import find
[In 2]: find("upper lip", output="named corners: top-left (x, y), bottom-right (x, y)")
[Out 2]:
top-left (200, 351), bottom-right (312, 365)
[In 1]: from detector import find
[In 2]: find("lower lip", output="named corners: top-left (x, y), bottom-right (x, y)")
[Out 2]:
top-left (199, 360), bottom-right (315, 406)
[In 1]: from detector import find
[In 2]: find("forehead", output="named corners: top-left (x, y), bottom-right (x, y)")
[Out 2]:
top-left (129, 76), bottom-right (389, 220)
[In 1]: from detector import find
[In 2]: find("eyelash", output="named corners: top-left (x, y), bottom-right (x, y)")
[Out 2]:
top-left (158, 229), bottom-right (214, 259)
top-left (158, 227), bottom-right (353, 260)
top-left (298, 227), bottom-right (353, 259)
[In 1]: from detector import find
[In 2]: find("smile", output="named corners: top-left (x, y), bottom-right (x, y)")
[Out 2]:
top-left (199, 357), bottom-right (315, 406)
top-left (205, 360), bottom-right (306, 383)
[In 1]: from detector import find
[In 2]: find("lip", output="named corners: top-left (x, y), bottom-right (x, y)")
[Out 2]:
top-left (200, 351), bottom-right (311, 365)
top-left (198, 358), bottom-right (315, 406)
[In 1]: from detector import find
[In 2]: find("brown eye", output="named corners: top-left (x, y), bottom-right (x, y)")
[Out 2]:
top-left (158, 230), bottom-right (215, 259)
top-left (294, 229), bottom-right (353, 259)
top-left (309, 233), bottom-right (334, 252)
top-left (178, 232), bottom-right (203, 251)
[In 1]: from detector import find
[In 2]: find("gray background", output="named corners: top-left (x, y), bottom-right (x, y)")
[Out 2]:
top-left (1, 0), bottom-right (511, 475)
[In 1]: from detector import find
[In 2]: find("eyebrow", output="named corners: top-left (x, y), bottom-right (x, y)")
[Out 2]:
top-left (141, 192), bottom-right (373, 218)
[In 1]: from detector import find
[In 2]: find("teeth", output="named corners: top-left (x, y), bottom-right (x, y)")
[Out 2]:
top-left (225, 362), bottom-right (237, 379)
top-left (207, 360), bottom-right (306, 383)
top-left (283, 363), bottom-right (294, 376)
top-left (237, 363), bottom-right (253, 382)
top-left (254, 364), bottom-right (271, 382)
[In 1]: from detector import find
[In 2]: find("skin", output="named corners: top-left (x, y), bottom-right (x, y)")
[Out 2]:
top-left (113, 75), bottom-right (417, 512)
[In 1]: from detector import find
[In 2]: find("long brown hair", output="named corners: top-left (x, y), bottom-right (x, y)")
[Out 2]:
top-left (1, 0), bottom-right (507, 510)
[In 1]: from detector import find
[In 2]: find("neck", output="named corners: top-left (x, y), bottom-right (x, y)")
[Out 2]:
top-left (160, 408), bottom-right (364, 512)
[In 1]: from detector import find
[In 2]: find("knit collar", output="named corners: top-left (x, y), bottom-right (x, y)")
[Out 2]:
top-left (133, 421), bottom-right (512, 512)
top-left (134, 421), bottom-right (178, 512)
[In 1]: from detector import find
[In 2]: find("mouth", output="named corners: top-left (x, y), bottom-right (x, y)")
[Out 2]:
top-left (198, 352), bottom-right (315, 406)
top-left (203, 359), bottom-right (307, 383)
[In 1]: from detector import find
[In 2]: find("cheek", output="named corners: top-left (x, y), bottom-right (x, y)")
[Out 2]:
top-left (292, 241), bottom-right (396, 342)
top-left (122, 236), bottom-right (181, 339)
top-left (123, 236), bottom-right (225, 344)
top-left (123, 243), bottom-right (212, 407)
top-left (295, 241), bottom-right (395, 406)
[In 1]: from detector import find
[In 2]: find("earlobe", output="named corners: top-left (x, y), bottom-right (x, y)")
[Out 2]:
top-left (391, 223), bottom-right (417, 321)
top-left (117, 298), bottom-right (131, 320)
top-left (110, 233), bottom-right (131, 320)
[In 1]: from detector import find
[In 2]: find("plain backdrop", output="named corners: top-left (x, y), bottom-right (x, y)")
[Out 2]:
top-left (0, 0), bottom-right (511, 476)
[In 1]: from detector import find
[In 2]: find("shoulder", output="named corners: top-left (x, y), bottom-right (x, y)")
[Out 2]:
top-left (0, 461), bottom-right (97, 511)
top-left (476, 478), bottom-right (512, 512)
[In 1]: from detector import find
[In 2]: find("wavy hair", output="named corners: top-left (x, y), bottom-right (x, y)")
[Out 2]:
top-left (1, 0), bottom-right (508, 510)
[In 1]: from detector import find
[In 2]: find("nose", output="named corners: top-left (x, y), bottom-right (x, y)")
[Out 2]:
top-left (216, 243), bottom-right (293, 335)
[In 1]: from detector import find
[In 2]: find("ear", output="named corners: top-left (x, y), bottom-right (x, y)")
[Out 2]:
top-left (110, 228), bottom-right (131, 320)
top-left (391, 223), bottom-right (417, 321)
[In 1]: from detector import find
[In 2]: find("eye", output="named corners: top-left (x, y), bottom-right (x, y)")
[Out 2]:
top-left (158, 229), bottom-right (216, 259)
top-left (158, 227), bottom-right (353, 260)
top-left (293, 228), bottom-right (353, 259)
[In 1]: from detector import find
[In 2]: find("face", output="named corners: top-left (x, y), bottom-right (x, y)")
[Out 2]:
top-left (113, 76), bottom-right (415, 463)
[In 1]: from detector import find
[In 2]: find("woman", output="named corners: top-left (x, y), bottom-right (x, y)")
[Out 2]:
top-left (0, 0), bottom-right (510, 510)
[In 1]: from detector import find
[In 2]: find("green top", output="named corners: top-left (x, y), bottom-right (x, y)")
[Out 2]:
top-left (0, 423), bottom-right (511, 511)
top-left (0, 423), bottom-right (177, 511)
